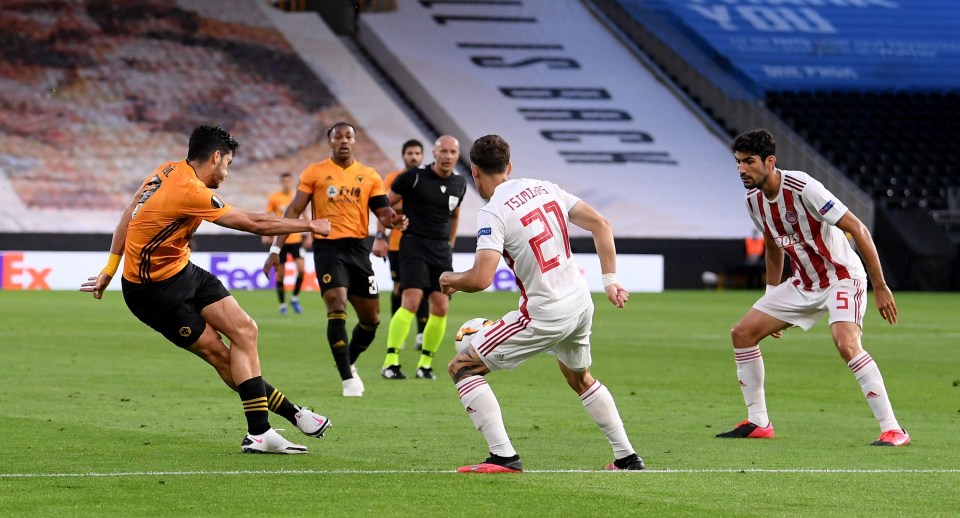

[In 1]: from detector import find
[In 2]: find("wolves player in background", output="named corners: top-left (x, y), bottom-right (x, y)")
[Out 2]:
top-left (264, 172), bottom-right (312, 314)
top-left (439, 135), bottom-right (645, 472)
top-left (81, 125), bottom-right (331, 453)
top-left (263, 122), bottom-right (406, 397)
top-left (716, 128), bottom-right (909, 446)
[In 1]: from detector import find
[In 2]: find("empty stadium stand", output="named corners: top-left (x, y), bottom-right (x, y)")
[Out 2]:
top-left (592, 0), bottom-right (960, 288)
top-left (0, 0), bottom-right (438, 232)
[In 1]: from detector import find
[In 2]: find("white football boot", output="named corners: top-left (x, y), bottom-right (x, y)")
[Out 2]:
top-left (342, 377), bottom-right (363, 397)
top-left (241, 428), bottom-right (308, 454)
top-left (350, 364), bottom-right (365, 393)
top-left (294, 406), bottom-right (332, 438)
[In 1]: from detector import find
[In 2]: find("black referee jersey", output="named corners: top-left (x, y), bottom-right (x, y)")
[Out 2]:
top-left (391, 164), bottom-right (467, 239)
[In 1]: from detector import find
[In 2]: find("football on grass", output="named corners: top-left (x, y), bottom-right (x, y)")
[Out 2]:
top-left (454, 317), bottom-right (493, 354)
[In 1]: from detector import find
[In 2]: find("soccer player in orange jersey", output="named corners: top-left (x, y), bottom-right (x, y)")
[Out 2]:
top-left (372, 139), bottom-right (430, 351)
top-left (81, 125), bottom-right (333, 454)
top-left (264, 172), bottom-right (312, 314)
top-left (263, 122), bottom-right (406, 397)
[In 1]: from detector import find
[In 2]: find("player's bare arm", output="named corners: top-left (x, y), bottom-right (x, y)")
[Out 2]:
top-left (439, 249), bottom-right (501, 295)
top-left (214, 207), bottom-right (329, 238)
top-left (80, 184), bottom-right (146, 299)
top-left (763, 228), bottom-right (785, 287)
top-left (569, 201), bottom-right (628, 308)
top-left (372, 203), bottom-right (407, 233)
top-left (373, 190), bottom-right (403, 258)
top-left (836, 211), bottom-right (897, 324)
top-left (448, 206), bottom-right (460, 249)
top-left (262, 190), bottom-right (313, 278)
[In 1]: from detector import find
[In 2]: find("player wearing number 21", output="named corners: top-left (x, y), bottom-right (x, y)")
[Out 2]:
top-left (438, 135), bottom-right (645, 472)
top-left (715, 129), bottom-right (909, 447)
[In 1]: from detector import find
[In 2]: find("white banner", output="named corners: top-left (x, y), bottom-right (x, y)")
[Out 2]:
top-left (360, 0), bottom-right (754, 238)
top-left (0, 250), bottom-right (662, 293)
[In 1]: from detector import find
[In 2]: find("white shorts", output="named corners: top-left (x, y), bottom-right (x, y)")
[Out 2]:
top-left (753, 278), bottom-right (868, 331)
top-left (470, 307), bottom-right (593, 372)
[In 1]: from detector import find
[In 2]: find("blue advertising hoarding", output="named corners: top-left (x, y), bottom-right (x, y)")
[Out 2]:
top-left (619, 0), bottom-right (960, 93)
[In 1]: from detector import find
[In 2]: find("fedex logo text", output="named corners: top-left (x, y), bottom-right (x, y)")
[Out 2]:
top-left (0, 252), bottom-right (52, 290)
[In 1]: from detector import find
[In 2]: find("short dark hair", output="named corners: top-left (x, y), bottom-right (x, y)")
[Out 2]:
top-left (732, 129), bottom-right (776, 161)
top-left (187, 125), bottom-right (239, 162)
top-left (402, 139), bottom-right (423, 154)
top-left (327, 121), bottom-right (356, 139)
top-left (470, 134), bottom-right (510, 174)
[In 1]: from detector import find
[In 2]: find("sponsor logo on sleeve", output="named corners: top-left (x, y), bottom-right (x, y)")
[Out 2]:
top-left (211, 195), bottom-right (225, 209)
top-left (477, 227), bottom-right (492, 237)
top-left (819, 200), bottom-right (835, 215)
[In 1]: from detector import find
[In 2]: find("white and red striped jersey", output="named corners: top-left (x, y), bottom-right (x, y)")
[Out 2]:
top-left (746, 169), bottom-right (866, 291)
top-left (476, 178), bottom-right (589, 320)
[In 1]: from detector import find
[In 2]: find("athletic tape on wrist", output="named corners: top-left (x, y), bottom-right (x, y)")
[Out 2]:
top-left (601, 273), bottom-right (617, 288)
top-left (101, 253), bottom-right (122, 277)
top-left (269, 245), bottom-right (281, 255)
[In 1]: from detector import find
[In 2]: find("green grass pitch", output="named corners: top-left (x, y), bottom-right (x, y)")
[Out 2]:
top-left (1, 289), bottom-right (958, 516)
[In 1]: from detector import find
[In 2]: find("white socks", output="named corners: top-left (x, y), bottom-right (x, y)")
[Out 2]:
top-left (456, 376), bottom-right (516, 457)
top-left (580, 381), bottom-right (635, 459)
top-left (848, 351), bottom-right (900, 432)
top-left (734, 346), bottom-right (769, 428)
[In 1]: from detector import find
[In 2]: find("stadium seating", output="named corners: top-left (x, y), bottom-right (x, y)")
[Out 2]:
top-left (765, 91), bottom-right (960, 211)
top-left (0, 0), bottom-right (396, 218)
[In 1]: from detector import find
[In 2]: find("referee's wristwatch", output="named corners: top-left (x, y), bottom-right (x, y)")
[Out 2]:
top-left (375, 231), bottom-right (386, 241)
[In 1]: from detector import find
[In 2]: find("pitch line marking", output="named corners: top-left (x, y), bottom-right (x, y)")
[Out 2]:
top-left (2, 468), bottom-right (959, 478)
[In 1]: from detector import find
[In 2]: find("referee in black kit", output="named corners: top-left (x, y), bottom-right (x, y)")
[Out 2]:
top-left (380, 135), bottom-right (467, 380)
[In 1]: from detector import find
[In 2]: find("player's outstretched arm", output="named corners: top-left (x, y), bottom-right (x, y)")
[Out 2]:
top-left (80, 185), bottom-right (145, 299)
top-left (837, 212), bottom-right (898, 324)
top-left (568, 201), bottom-right (628, 308)
top-left (213, 207), bottom-right (329, 237)
top-left (439, 250), bottom-right (501, 294)
top-left (260, 190), bottom-right (314, 278)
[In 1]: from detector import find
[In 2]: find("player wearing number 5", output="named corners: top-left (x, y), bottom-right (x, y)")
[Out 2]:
top-left (716, 129), bottom-right (909, 447)
top-left (264, 122), bottom-right (405, 397)
top-left (439, 135), bottom-right (644, 472)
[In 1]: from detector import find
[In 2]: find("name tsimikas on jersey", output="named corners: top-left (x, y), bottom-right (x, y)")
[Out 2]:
top-left (503, 185), bottom-right (551, 211)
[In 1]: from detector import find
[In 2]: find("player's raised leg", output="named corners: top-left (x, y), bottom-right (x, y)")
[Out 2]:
top-left (449, 348), bottom-right (521, 473)
top-left (200, 297), bottom-right (307, 453)
top-left (717, 308), bottom-right (787, 439)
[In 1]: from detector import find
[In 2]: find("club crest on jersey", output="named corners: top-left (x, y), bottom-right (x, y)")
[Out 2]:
top-left (211, 195), bottom-right (225, 209)
top-left (819, 200), bottom-right (835, 215)
top-left (356, 175), bottom-right (364, 184)
top-left (477, 227), bottom-right (492, 237)
top-left (179, 326), bottom-right (192, 337)
top-left (785, 211), bottom-right (798, 224)
top-left (326, 186), bottom-right (338, 198)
